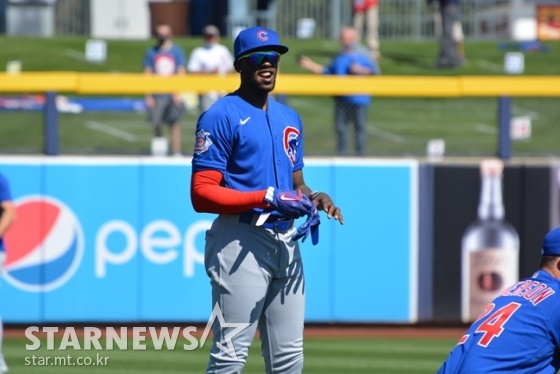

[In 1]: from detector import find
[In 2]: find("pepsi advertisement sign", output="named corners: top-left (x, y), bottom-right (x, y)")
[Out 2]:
top-left (0, 159), bottom-right (213, 323)
top-left (4, 196), bottom-right (85, 292)
top-left (0, 157), bottom-right (418, 323)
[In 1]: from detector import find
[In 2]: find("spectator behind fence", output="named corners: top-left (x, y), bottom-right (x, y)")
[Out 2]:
top-left (0, 171), bottom-right (16, 374)
top-left (429, 0), bottom-right (465, 69)
top-left (187, 24), bottom-right (234, 113)
top-left (298, 27), bottom-right (379, 156)
top-left (143, 22), bottom-right (187, 156)
top-left (352, 0), bottom-right (380, 62)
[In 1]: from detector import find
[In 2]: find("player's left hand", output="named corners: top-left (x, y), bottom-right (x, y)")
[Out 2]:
top-left (312, 192), bottom-right (344, 225)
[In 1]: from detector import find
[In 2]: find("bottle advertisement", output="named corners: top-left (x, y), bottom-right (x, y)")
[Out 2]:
top-left (461, 159), bottom-right (519, 323)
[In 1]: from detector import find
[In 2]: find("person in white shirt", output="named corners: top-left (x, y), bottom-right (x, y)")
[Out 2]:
top-left (187, 24), bottom-right (235, 112)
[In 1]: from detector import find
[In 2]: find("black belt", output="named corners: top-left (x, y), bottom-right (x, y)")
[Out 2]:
top-left (238, 212), bottom-right (294, 232)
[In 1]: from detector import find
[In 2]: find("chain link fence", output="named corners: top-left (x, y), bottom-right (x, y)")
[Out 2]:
top-left (227, 0), bottom-right (524, 40)
top-left (54, 0), bottom-right (90, 36)
top-left (54, 0), bottom-right (521, 40)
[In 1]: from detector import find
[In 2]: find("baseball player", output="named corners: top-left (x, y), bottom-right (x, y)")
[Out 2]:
top-left (437, 226), bottom-right (560, 374)
top-left (190, 27), bottom-right (343, 374)
top-left (0, 171), bottom-right (16, 374)
top-left (143, 22), bottom-right (187, 156)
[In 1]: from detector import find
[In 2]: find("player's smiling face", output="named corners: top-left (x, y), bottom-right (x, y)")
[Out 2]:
top-left (237, 51), bottom-right (280, 93)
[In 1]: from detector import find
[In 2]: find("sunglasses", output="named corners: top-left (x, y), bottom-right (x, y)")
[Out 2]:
top-left (239, 51), bottom-right (280, 65)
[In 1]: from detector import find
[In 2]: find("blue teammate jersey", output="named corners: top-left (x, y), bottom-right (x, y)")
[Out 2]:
top-left (323, 44), bottom-right (378, 106)
top-left (438, 270), bottom-right (560, 374)
top-left (0, 171), bottom-right (13, 252)
top-left (191, 92), bottom-right (304, 217)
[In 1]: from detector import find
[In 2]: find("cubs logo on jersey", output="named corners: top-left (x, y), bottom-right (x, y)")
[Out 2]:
top-left (283, 126), bottom-right (300, 165)
top-left (194, 129), bottom-right (212, 155)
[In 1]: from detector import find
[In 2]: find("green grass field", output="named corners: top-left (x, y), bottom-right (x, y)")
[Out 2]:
top-left (3, 336), bottom-right (456, 374)
top-left (0, 36), bottom-right (559, 157)
top-left (1, 36), bottom-right (558, 75)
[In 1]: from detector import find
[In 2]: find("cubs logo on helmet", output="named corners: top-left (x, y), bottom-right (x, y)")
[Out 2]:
top-left (283, 126), bottom-right (300, 165)
top-left (257, 30), bottom-right (268, 41)
top-left (3, 196), bottom-right (84, 292)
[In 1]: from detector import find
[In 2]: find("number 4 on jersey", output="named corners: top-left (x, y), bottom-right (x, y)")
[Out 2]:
top-left (458, 302), bottom-right (522, 347)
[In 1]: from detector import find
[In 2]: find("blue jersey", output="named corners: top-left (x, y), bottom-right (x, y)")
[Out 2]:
top-left (323, 44), bottom-right (378, 106)
top-left (0, 171), bottom-right (13, 252)
top-left (438, 270), bottom-right (560, 374)
top-left (191, 92), bottom-right (304, 216)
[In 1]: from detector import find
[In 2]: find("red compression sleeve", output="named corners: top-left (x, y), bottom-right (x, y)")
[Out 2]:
top-left (191, 170), bottom-right (270, 214)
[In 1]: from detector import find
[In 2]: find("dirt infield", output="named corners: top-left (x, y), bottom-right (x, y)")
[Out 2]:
top-left (303, 324), bottom-right (466, 339)
top-left (4, 323), bottom-right (466, 340)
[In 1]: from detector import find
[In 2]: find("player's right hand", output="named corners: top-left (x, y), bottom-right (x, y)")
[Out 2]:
top-left (264, 187), bottom-right (313, 219)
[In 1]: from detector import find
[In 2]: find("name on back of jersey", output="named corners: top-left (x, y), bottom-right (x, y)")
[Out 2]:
top-left (500, 279), bottom-right (556, 306)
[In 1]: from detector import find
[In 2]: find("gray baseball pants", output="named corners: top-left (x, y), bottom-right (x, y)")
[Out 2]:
top-left (204, 214), bottom-right (305, 374)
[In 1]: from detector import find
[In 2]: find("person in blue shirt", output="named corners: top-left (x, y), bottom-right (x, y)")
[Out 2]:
top-left (438, 226), bottom-right (560, 374)
top-left (0, 171), bottom-right (16, 374)
top-left (298, 26), bottom-right (378, 156)
top-left (143, 22), bottom-right (187, 156)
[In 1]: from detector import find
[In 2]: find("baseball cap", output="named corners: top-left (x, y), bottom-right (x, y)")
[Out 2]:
top-left (203, 24), bottom-right (220, 36)
top-left (542, 227), bottom-right (560, 256)
top-left (234, 27), bottom-right (289, 61)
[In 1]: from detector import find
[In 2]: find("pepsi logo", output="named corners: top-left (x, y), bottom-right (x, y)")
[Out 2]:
top-left (3, 196), bottom-right (84, 292)
top-left (257, 30), bottom-right (268, 41)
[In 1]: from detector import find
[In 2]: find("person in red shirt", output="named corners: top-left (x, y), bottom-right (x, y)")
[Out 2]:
top-left (352, 0), bottom-right (380, 62)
